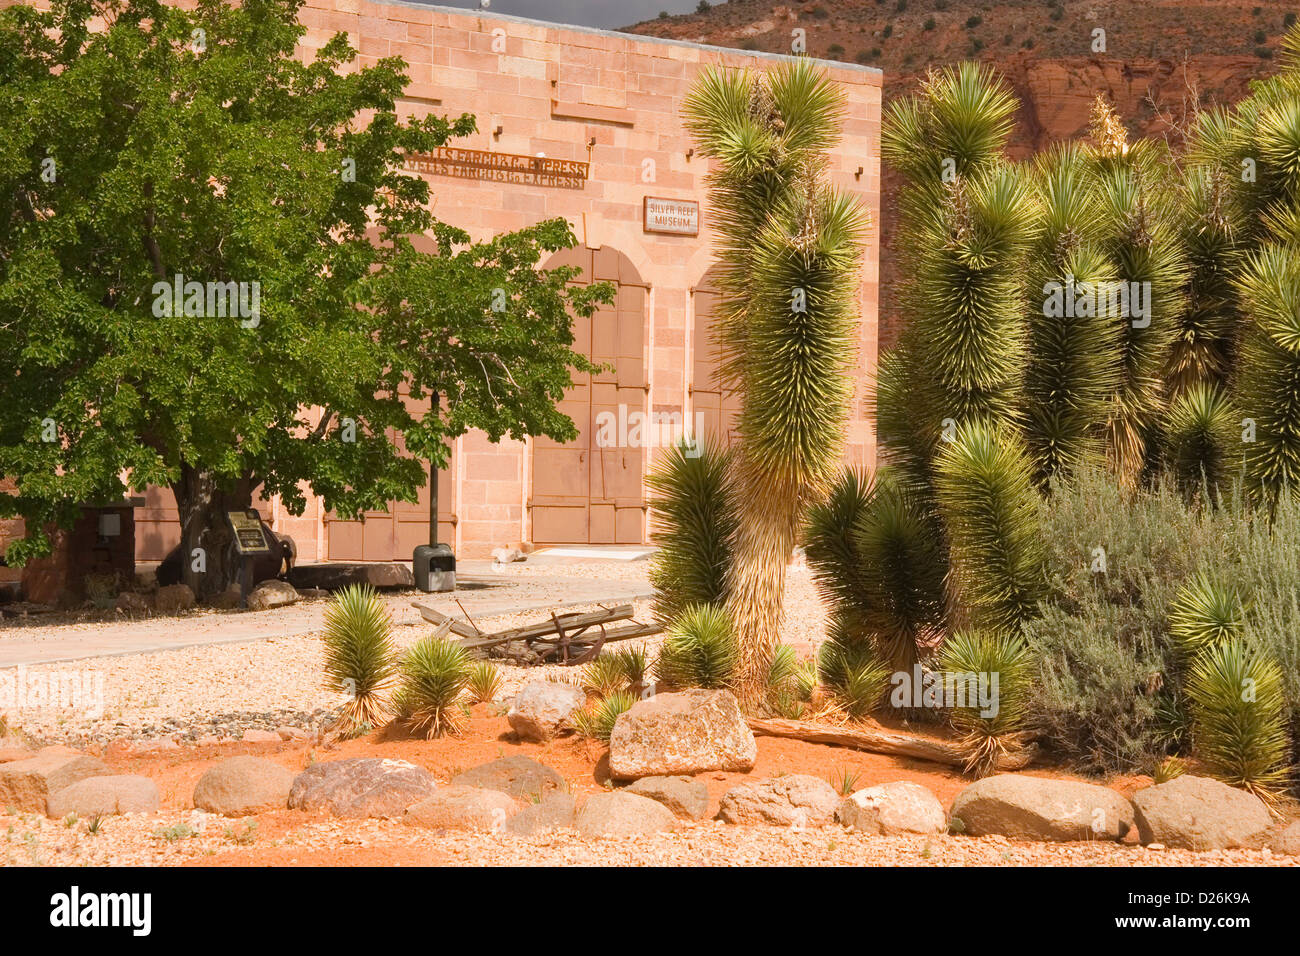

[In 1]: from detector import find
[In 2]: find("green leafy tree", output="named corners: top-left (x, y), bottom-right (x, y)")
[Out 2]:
top-left (0, 0), bottom-right (611, 596)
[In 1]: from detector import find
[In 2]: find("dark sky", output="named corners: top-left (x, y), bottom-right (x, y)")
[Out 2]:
top-left (425, 0), bottom-right (702, 31)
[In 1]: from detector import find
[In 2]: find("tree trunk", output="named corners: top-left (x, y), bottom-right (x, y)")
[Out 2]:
top-left (171, 464), bottom-right (255, 600)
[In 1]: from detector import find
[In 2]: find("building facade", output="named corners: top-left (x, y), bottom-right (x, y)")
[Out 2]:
top-left (3, 1), bottom-right (882, 574)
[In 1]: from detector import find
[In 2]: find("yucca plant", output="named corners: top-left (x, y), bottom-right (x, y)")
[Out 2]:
top-left (1185, 637), bottom-right (1290, 799)
top-left (654, 602), bottom-right (737, 690)
top-left (1164, 383), bottom-right (1241, 497)
top-left (393, 636), bottom-right (472, 739)
top-left (684, 61), bottom-right (867, 705)
top-left (817, 620), bottom-right (891, 721)
top-left (766, 644), bottom-right (802, 698)
top-left (608, 644), bottom-right (652, 695)
top-left (320, 584), bottom-right (397, 734)
top-left (939, 631), bottom-right (1032, 777)
top-left (581, 654), bottom-right (628, 700)
top-left (646, 439), bottom-right (736, 624)
top-left (572, 690), bottom-right (636, 743)
top-left (467, 661), bottom-right (502, 705)
top-left (934, 421), bottom-right (1045, 633)
top-left (1169, 573), bottom-right (1245, 656)
top-left (1153, 756), bottom-right (1189, 785)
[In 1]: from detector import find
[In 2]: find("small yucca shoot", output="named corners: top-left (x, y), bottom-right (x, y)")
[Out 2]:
top-left (609, 645), bottom-right (652, 692)
top-left (1169, 573), bottom-right (1245, 656)
top-left (1153, 756), bottom-right (1188, 785)
top-left (573, 691), bottom-right (636, 743)
top-left (765, 644), bottom-right (802, 696)
top-left (467, 662), bottom-right (502, 704)
top-left (1185, 638), bottom-right (1290, 799)
top-left (830, 766), bottom-right (861, 796)
top-left (655, 603), bottom-right (737, 690)
top-left (1164, 383), bottom-right (1240, 497)
top-left (320, 584), bottom-right (397, 734)
top-left (938, 631), bottom-right (1032, 777)
top-left (818, 624), bottom-right (890, 721)
top-left (581, 655), bottom-right (628, 700)
top-left (394, 636), bottom-right (472, 739)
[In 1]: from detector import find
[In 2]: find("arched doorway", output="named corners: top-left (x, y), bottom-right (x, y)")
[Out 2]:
top-left (691, 268), bottom-right (742, 447)
top-left (530, 246), bottom-right (648, 545)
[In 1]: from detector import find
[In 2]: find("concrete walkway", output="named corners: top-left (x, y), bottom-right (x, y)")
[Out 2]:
top-left (0, 571), bottom-right (653, 668)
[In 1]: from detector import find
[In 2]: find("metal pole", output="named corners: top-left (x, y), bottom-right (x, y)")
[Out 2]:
top-left (429, 392), bottom-right (439, 547)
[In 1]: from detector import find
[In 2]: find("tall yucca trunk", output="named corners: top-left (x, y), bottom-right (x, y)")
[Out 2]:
top-left (684, 64), bottom-right (866, 706)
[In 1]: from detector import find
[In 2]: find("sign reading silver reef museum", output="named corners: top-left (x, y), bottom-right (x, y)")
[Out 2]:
top-left (643, 197), bottom-right (700, 236)
top-left (403, 147), bottom-right (588, 189)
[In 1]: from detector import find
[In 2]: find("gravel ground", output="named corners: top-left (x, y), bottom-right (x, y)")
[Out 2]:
top-left (3, 808), bottom-right (1293, 867)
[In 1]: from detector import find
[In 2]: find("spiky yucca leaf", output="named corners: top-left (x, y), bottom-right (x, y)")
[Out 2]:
top-left (939, 631), bottom-right (1032, 776)
top-left (817, 619), bottom-right (891, 720)
top-left (572, 690), bottom-right (636, 743)
top-left (394, 637), bottom-right (471, 739)
top-left (467, 662), bottom-right (502, 705)
top-left (1164, 383), bottom-right (1240, 496)
top-left (1233, 244), bottom-right (1300, 505)
top-left (646, 439), bottom-right (736, 624)
top-left (320, 584), bottom-right (397, 733)
top-left (1186, 638), bottom-right (1290, 797)
top-left (608, 644), bottom-right (651, 691)
top-left (1153, 756), bottom-right (1189, 784)
top-left (935, 422), bottom-right (1045, 633)
top-left (581, 655), bottom-right (628, 700)
top-left (655, 603), bottom-right (737, 690)
top-left (1169, 573), bottom-right (1245, 656)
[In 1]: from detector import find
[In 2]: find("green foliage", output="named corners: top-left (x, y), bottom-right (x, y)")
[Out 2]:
top-left (1164, 384), bottom-right (1241, 496)
top-left (1186, 638), bottom-right (1290, 796)
top-left (573, 691), bottom-right (635, 743)
top-left (655, 603), bottom-right (737, 690)
top-left (0, 0), bottom-right (612, 591)
top-left (817, 621), bottom-right (891, 720)
top-left (466, 662), bottom-right (502, 705)
top-left (581, 655), bottom-right (628, 699)
top-left (320, 584), bottom-right (396, 733)
top-left (1169, 573), bottom-right (1245, 656)
top-left (646, 440), bottom-right (736, 624)
top-left (393, 636), bottom-right (471, 739)
top-left (608, 644), bottom-right (652, 691)
top-left (934, 421), bottom-right (1045, 633)
top-left (939, 631), bottom-right (1032, 775)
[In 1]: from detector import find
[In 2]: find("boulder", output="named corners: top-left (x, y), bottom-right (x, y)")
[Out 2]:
top-left (576, 790), bottom-right (679, 838)
top-left (625, 775), bottom-right (710, 820)
top-left (949, 774), bottom-right (1135, 842)
top-left (718, 774), bottom-right (840, 827)
top-left (403, 785), bottom-right (518, 831)
top-left (508, 793), bottom-right (577, 836)
top-left (246, 580), bottom-right (299, 612)
top-left (47, 775), bottom-right (159, 818)
top-left (207, 585), bottom-right (243, 610)
top-left (1272, 820), bottom-right (1300, 856)
top-left (837, 781), bottom-right (946, 835)
top-left (507, 681), bottom-right (587, 742)
top-left (0, 746), bottom-right (112, 813)
top-left (451, 756), bottom-right (565, 802)
top-left (193, 756), bottom-right (293, 816)
top-left (288, 562), bottom-right (414, 592)
top-left (276, 726), bottom-right (312, 742)
top-left (1131, 775), bottom-right (1272, 850)
top-left (491, 547), bottom-right (525, 564)
top-left (153, 583), bottom-right (196, 614)
top-left (0, 745), bottom-right (34, 763)
top-left (608, 689), bottom-right (756, 780)
top-left (288, 758), bottom-right (436, 819)
top-left (114, 591), bottom-right (151, 614)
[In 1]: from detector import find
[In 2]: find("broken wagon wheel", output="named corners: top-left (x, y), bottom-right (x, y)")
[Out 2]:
top-left (563, 623), bottom-right (608, 666)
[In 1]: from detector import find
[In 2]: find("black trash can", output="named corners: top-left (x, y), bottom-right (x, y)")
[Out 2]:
top-left (413, 543), bottom-right (456, 592)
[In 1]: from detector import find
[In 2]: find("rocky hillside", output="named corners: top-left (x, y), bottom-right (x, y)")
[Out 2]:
top-left (625, 0), bottom-right (1291, 347)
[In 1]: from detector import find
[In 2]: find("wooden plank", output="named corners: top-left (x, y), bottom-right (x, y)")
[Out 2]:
top-left (410, 602), bottom-right (480, 640)
top-left (745, 717), bottom-right (1034, 772)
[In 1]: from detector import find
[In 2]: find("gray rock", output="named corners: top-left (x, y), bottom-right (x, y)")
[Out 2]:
top-left (403, 785), bottom-right (518, 831)
top-left (114, 591), bottom-right (150, 613)
top-left (451, 756), bottom-right (565, 802)
top-left (625, 775), bottom-right (709, 820)
top-left (837, 781), bottom-right (946, 835)
top-left (193, 756), bottom-right (293, 816)
top-left (246, 580), bottom-right (299, 611)
top-left (507, 681), bottom-right (587, 742)
top-left (47, 775), bottom-right (159, 818)
top-left (949, 774), bottom-right (1135, 842)
top-left (1131, 775), bottom-right (1272, 850)
top-left (576, 790), bottom-right (679, 838)
top-left (154, 583), bottom-right (195, 614)
top-left (288, 757), bottom-right (436, 819)
top-left (0, 746), bottom-right (112, 813)
top-left (718, 774), bottom-right (840, 827)
top-left (609, 689), bottom-right (756, 780)
top-left (288, 562), bottom-right (414, 591)
top-left (508, 793), bottom-right (577, 836)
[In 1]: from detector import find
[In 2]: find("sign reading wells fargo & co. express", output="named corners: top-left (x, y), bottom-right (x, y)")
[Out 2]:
top-left (643, 197), bottom-right (700, 236)
top-left (403, 147), bottom-right (588, 189)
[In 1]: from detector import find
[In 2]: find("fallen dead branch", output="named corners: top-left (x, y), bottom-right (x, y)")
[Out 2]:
top-left (745, 716), bottom-right (1035, 772)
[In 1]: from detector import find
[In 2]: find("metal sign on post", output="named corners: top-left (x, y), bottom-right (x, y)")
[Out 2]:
top-left (226, 510), bottom-right (271, 609)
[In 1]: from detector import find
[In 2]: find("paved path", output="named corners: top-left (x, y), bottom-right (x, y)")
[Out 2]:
top-left (0, 570), bottom-right (652, 668)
